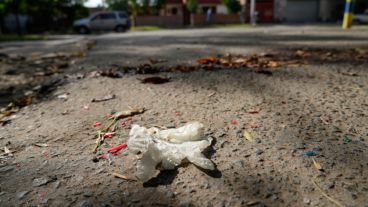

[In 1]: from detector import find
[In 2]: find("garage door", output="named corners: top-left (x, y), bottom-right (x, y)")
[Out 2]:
top-left (286, 0), bottom-right (318, 22)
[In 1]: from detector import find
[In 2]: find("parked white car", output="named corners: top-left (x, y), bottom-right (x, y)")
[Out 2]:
top-left (73, 11), bottom-right (130, 34)
top-left (353, 10), bottom-right (368, 24)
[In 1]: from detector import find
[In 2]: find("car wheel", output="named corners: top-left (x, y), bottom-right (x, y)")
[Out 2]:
top-left (115, 25), bottom-right (126, 33)
top-left (77, 26), bottom-right (89, 34)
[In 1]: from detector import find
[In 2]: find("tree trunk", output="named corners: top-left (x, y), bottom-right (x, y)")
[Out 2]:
top-left (190, 13), bottom-right (194, 27)
top-left (131, 15), bottom-right (136, 27)
top-left (15, 13), bottom-right (22, 35)
top-left (240, 4), bottom-right (245, 23)
top-left (0, 15), bottom-right (3, 35)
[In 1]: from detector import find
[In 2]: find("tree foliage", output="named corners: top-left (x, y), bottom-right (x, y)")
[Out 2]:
top-left (222, 0), bottom-right (241, 14)
top-left (0, 0), bottom-right (89, 33)
top-left (186, 0), bottom-right (198, 13)
top-left (104, 0), bottom-right (128, 11)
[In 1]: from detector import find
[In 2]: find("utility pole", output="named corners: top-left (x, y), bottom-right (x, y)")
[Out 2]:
top-left (342, 0), bottom-right (355, 29)
top-left (250, 0), bottom-right (256, 25)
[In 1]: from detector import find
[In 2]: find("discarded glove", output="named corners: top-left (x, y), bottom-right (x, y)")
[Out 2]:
top-left (128, 122), bottom-right (215, 182)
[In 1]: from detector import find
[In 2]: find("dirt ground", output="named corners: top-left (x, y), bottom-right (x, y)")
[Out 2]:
top-left (0, 26), bottom-right (368, 207)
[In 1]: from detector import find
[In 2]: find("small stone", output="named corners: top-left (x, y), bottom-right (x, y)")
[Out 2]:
top-left (322, 182), bottom-right (335, 190)
top-left (17, 191), bottom-right (30, 199)
top-left (0, 166), bottom-right (15, 173)
top-left (165, 191), bottom-right (175, 198)
top-left (83, 192), bottom-right (94, 197)
top-left (32, 177), bottom-right (51, 187)
top-left (303, 198), bottom-right (310, 204)
top-left (179, 201), bottom-right (193, 207)
top-left (54, 181), bottom-right (61, 189)
top-left (234, 160), bottom-right (244, 168)
top-left (255, 149), bottom-right (264, 155)
top-left (219, 200), bottom-right (226, 207)
top-left (220, 141), bottom-right (229, 148)
top-left (79, 200), bottom-right (92, 207)
top-left (294, 142), bottom-right (305, 150)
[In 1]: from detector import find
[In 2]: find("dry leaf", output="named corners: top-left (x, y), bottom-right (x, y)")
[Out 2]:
top-left (140, 76), bottom-right (170, 84)
top-left (312, 158), bottom-right (322, 170)
top-left (197, 56), bottom-right (219, 65)
top-left (243, 131), bottom-right (254, 142)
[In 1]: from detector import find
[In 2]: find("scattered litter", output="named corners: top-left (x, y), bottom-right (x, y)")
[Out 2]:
top-left (93, 122), bottom-right (102, 127)
top-left (57, 93), bottom-right (69, 100)
top-left (231, 120), bottom-right (238, 125)
top-left (91, 94), bottom-right (116, 102)
top-left (98, 155), bottom-right (107, 160)
top-left (140, 76), bottom-right (170, 84)
top-left (249, 124), bottom-right (258, 129)
top-left (34, 143), bottom-right (48, 147)
top-left (128, 122), bottom-right (214, 182)
top-left (121, 120), bottom-right (132, 126)
top-left (103, 133), bottom-right (114, 139)
top-left (107, 143), bottom-right (127, 154)
top-left (175, 112), bottom-right (180, 117)
top-left (112, 172), bottom-right (136, 181)
top-left (148, 58), bottom-right (167, 65)
top-left (312, 158), bottom-right (322, 171)
top-left (243, 131), bottom-right (254, 142)
top-left (304, 151), bottom-right (317, 157)
top-left (93, 107), bottom-right (145, 153)
top-left (42, 151), bottom-right (49, 157)
top-left (4, 147), bottom-right (11, 155)
top-left (343, 136), bottom-right (351, 144)
top-left (83, 105), bottom-right (90, 111)
top-left (208, 92), bottom-right (216, 97)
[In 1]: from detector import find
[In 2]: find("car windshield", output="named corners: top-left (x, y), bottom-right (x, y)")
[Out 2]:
top-left (91, 13), bottom-right (116, 21)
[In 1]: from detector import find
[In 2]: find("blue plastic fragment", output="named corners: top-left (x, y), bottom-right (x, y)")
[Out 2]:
top-left (304, 151), bottom-right (317, 157)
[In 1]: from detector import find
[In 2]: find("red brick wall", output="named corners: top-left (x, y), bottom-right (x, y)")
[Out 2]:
top-left (193, 14), bottom-right (241, 25)
top-left (136, 16), bottom-right (184, 27)
top-left (135, 14), bottom-right (242, 27)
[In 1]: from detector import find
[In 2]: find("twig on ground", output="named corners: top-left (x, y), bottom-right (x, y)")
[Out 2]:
top-left (112, 172), bottom-right (136, 181)
top-left (312, 180), bottom-right (345, 207)
top-left (93, 107), bottom-right (145, 153)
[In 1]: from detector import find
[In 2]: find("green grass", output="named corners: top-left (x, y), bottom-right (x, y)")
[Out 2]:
top-left (131, 26), bottom-right (166, 31)
top-left (0, 34), bottom-right (48, 42)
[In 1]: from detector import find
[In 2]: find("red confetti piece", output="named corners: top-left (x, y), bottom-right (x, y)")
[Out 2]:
top-left (175, 112), bottom-right (180, 117)
top-left (108, 143), bottom-right (127, 154)
top-left (121, 120), bottom-right (133, 126)
top-left (93, 122), bottom-right (101, 127)
top-left (42, 151), bottom-right (49, 157)
top-left (39, 192), bottom-right (45, 200)
top-left (231, 120), bottom-right (238, 125)
top-left (250, 124), bottom-right (258, 129)
top-left (104, 133), bottom-right (113, 139)
top-left (98, 155), bottom-right (107, 160)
